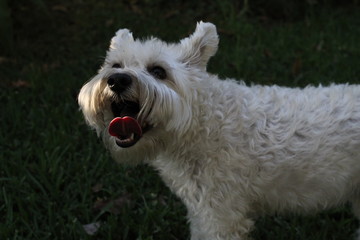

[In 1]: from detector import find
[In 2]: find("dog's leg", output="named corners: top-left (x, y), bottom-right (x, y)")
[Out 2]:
top-left (352, 197), bottom-right (360, 240)
top-left (188, 207), bottom-right (254, 240)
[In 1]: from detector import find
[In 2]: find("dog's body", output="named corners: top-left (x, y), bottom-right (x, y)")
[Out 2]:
top-left (78, 22), bottom-right (360, 239)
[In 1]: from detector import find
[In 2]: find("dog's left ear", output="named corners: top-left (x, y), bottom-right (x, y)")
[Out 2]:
top-left (110, 28), bottom-right (134, 49)
top-left (179, 21), bottom-right (219, 70)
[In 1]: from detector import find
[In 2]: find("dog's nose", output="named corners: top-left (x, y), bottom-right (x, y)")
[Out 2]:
top-left (107, 73), bottom-right (132, 93)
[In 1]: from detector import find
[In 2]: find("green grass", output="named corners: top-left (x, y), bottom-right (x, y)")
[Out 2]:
top-left (1, 1), bottom-right (360, 239)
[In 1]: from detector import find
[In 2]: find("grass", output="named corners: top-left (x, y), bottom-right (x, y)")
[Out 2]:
top-left (1, 0), bottom-right (360, 239)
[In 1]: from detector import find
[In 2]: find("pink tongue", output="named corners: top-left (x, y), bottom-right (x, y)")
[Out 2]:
top-left (108, 117), bottom-right (142, 138)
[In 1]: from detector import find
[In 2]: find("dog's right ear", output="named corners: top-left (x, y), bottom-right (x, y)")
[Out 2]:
top-left (179, 22), bottom-right (219, 70)
top-left (110, 29), bottom-right (134, 49)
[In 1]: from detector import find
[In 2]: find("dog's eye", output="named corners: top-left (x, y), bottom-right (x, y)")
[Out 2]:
top-left (112, 63), bottom-right (122, 68)
top-left (148, 66), bottom-right (167, 80)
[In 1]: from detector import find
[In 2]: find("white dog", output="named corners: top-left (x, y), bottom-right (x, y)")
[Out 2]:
top-left (78, 22), bottom-right (360, 240)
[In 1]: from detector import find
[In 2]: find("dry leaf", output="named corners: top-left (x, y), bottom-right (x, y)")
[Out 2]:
top-left (316, 40), bottom-right (324, 52)
top-left (92, 183), bottom-right (103, 193)
top-left (263, 49), bottom-right (272, 58)
top-left (93, 193), bottom-right (132, 215)
top-left (11, 80), bottom-right (31, 88)
top-left (292, 58), bottom-right (302, 76)
top-left (106, 19), bottom-right (114, 27)
top-left (83, 222), bottom-right (101, 235)
top-left (0, 57), bottom-right (11, 64)
top-left (52, 5), bottom-right (68, 12)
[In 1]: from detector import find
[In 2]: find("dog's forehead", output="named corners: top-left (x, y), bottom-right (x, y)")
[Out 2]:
top-left (107, 38), bottom-right (178, 67)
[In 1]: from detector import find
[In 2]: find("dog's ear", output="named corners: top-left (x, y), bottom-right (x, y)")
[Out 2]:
top-left (110, 29), bottom-right (134, 49)
top-left (179, 21), bottom-right (219, 70)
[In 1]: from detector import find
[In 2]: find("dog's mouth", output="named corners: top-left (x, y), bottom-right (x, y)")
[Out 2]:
top-left (108, 101), bottom-right (150, 148)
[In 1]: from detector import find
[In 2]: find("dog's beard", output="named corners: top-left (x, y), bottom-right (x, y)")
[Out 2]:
top-left (107, 85), bottom-right (192, 150)
top-left (79, 71), bottom-right (193, 153)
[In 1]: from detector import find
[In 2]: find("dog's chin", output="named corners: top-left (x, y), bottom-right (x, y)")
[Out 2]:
top-left (105, 127), bottom-right (162, 165)
top-left (114, 136), bottom-right (140, 148)
top-left (109, 100), bottom-right (153, 148)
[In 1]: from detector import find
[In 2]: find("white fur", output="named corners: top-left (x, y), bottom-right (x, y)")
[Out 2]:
top-left (78, 21), bottom-right (360, 239)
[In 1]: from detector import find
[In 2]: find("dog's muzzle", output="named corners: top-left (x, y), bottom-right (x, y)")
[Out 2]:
top-left (106, 73), bottom-right (151, 148)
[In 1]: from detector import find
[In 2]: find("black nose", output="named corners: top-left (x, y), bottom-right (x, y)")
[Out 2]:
top-left (107, 73), bottom-right (132, 93)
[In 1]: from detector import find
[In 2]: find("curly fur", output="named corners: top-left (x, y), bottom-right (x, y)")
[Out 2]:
top-left (78, 22), bottom-right (360, 239)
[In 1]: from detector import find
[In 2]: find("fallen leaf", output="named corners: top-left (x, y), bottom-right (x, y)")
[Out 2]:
top-left (263, 49), bottom-right (272, 58)
top-left (129, 0), bottom-right (143, 15)
top-left (52, 5), bottom-right (68, 12)
top-left (164, 9), bottom-right (179, 19)
top-left (292, 58), bottom-right (302, 76)
top-left (83, 222), bottom-right (101, 235)
top-left (111, 194), bottom-right (132, 214)
top-left (93, 193), bottom-right (132, 215)
top-left (92, 183), bottom-right (103, 193)
top-left (316, 40), bottom-right (324, 52)
top-left (11, 80), bottom-right (31, 88)
top-left (93, 197), bottom-right (109, 211)
top-left (105, 19), bottom-right (114, 27)
top-left (0, 57), bottom-right (11, 64)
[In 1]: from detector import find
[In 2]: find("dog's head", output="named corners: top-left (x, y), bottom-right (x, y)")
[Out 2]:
top-left (78, 22), bottom-right (219, 164)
